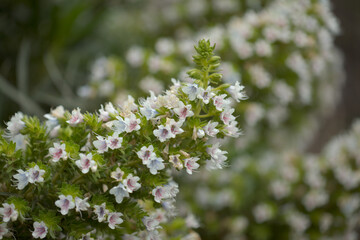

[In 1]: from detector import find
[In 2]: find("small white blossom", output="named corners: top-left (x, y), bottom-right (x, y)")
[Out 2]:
top-left (124, 114), bottom-right (141, 133)
top-left (6, 112), bottom-right (25, 136)
top-left (112, 116), bottom-right (127, 134)
top-left (107, 212), bottom-right (123, 229)
top-left (32, 221), bottom-right (48, 239)
top-left (167, 119), bottom-right (184, 136)
top-left (110, 183), bottom-right (129, 203)
top-left (137, 145), bottom-right (156, 165)
top-left (55, 195), bottom-right (75, 215)
top-left (223, 121), bottom-right (242, 137)
top-left (0, 203), bottom-right (18, 222)
top-left (13, 169), bottom-right (29, 190)
top-left (228, 81), bottom-right (247, 102)
top-left (147, 157), bottom-right (165, 175)
top-left (213, 94), bottom-right (231, 111)
top-left (0, 223), bottom-right (9, 239)
top-left (93, 136), bottom-right (108, 153)
top-left (152, 186), bottom-right (170, 203)
top-left (197, 86), bottom-right (214, 104)
top-left (153, 125), bottom-right (174, 142)
top-left (203, 121), bottom-right (219, 137)
top-left (140, 102), bottom-right (158, 120)
top-left (184, 157), bottom-right (200, 174)
top-left (94, 203), bottom-right (109, 222)
top-left (123, 174), bottom-right (141, 193)
top-left (111, 167), bottom-right (125, 181)
top-left (28, 165), bottom-right (45, 183)
top-left (165, 181), bottom-right (179, 198)
top-left (76, 153), bottom-right (97, 174)
top-left (67, 108), bottom-right (84, 126)
top-left (106, 133), bottom-right (123, 150)
top-left (75, 197), bottom-right (90, 212)
top-left (142, 216), bottom-right (161, 231)
top-left (182, 83), bottom-right (199, 101)
top-left (49, 143), bottom-right (67, 162)
top-left (174, 101), bottom-right (194, 119)
top-left (220, 108), bottom-right (236, 125)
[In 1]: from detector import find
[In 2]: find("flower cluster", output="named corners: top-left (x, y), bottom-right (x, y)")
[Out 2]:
top-left (0, 40), bottom-right (244, 239)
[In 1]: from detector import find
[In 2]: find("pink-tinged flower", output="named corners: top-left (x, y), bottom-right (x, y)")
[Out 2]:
top-left (173, 101), bottom-right (194, 119)
top-left (184, 157), bottom-right (200, 174)
top-left (98, 102), bottom-right (118, 122)
top-left (124, 114), bottom-right (141, 133)
top-left (152, 186), bottom-right (170, 203)
top-left (28, 165), bottom-right (45, 183)
top-left (220, 108), bottom-right (236, 125)
top-left (93, 136), bottom-right (108, 153)
top-left (123, 174), bottom-right (141, 193)
top-left (0, 203), bottom-right (18, 222)
top-left (55, 195), bottom-right (75, 215)
top-left (223, 121), bottom-right (242, 137)
top-left (203, 121), bottom-right (219, 137)
top-left (13, 169), bottom-right (29, 190)
top-left (66, 108), bottom-right (84, 126)
top-left (153, 125), bottom-right (175, 142)
top-left (75, 153), bottom-right (97, 174)
top-left (213, 94), bottom-right (231, 111)
top-left (106, 133), bottom-right (123, 150)
top-left (151, 209), bottom-right (167, 223)
top-left (182, 83), bottom-right (199, 101)
top-left (137, 145), bottom-right (156, 165)
top-left (107, 212), bottom-right (123, 229)
top-left (169, 154), bottom-right (183, 170)
top-left (49, 143), bottom-right (67, 162)
top-left (142, 216), bottom-right (161, 231)
top-left (167, 119), bottom-right (184, 136)
top-left (111, 167), bottom-right (125, 181)
top-left (6, 112), bottom-right (24, 136)
top-left (109, 183), bottom-right (129, 203)
top-left (197, 86), bottom-right (215, 104)
top-left (32, 221), bottom-right (48, 239)
top-left (228, 81), bottom-right (247, 102)
top-left (147, 157), bottom-right (165, 175)
top-left (75, 197), bottom-right (90, 212)
top-left (0, 223), bottom-right (9, 239)
top-left (94, 203), bottom-right (109, 222)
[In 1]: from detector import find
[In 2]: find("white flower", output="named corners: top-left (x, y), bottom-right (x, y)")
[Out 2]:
top-left (98, 103), bottom-right (118, 122)
top-left (13, 169), bottom-right (29, 190)
top-left (213, 94), bottom-right (231, 111)
top-left (49, 143), bottom-right (67, 162)
top-left (28, 165), bottom-right (45, 183)
top-left (112, 116), bottom-right (127, 134)
top-left (75, 197), bottom-right (90, 212)
top-left (123, 174), bottom-right (141, 193)
top-left (109, 183), bottom-right (129, 203)
top-left (0, 223), bottom-right (9, 239)
top-left (203, 121), bottom-right (219, 137)
top-left (147, 157), bottom-right (165, 175)
top-left (93, 136), bottom-right (108, 153)
top-left (197, 86), bottom-right (214, 104)
top-left (197, 129), bottom-right (205, 138)
top-left (0, 203), bottom-right (18, 222)
top-left (165, 181), bottom-right (179, 198)
top-left (169, 154), bottom-right (183, 170)
top-left (32, 221), bottom-right (48, 239)
top-left (67, 108), bottom-right (84, 126)
top-left (142, 216), bottom-right (161, 231)
top-left (140, 102), bottom-right (158, 120)
top-left (55, 195), bottom-right (75, 215)
top-left (153, 125), bottom-right (174, 142)
top-left (228, 81), bottom-right (247, 102)
top-left (167, 119), bottom-right (184, 136)
top-left (6, 112), bottom-right (25, 136)
top-left (152, 186), bottom-right (170, 203)
top-left (124, 114), bottom-right (141, 133)
top-left (106, 133), bottom-right (123, 150)
top-left (182, 83), bottom-right (199, 101)
top-left (76, 153), bottom-right (97, 174)
top-left (107, 212), bottom-right (123, 229)
top-left (94, 203), bottom-right (109, 222)
top-left (184, 157), bottom-right (200, 174)
top-left (173, 101), bottom-right (194, 119)
top-left (223, 121), bottom-right (241, 137)
top-left (220, 108), bottom-right (236, 125)
top-left (137, 145), bottom-right (156, 165)
top-left (111, 167), bottom-right (125, 181)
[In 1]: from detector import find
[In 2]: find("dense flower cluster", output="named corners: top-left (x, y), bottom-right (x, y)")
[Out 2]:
top-left (0, 40), bottom-right (244, 239)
